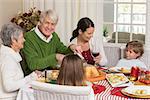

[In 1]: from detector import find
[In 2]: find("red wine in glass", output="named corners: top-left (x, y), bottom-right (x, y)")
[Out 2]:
top-left (92, 52), bottom-right (99, 57)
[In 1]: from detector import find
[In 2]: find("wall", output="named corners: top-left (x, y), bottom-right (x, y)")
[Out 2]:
top-left (0, 0), bottom-right (22, 29)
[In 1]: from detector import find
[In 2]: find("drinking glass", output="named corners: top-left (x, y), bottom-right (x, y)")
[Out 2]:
top-left (91, 40), bottom-right (100, 66)
top-left (92, 52), bottom-right (100, 57)
top-left (91, 42), bottom-right (100, 57)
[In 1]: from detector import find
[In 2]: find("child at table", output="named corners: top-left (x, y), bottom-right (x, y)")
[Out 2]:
top-left (57, 54), bottom-right (87, 86)
top-left (116, 41), bottom-right (147, 70)
top-left (57, 54), bottom-right (105, 97)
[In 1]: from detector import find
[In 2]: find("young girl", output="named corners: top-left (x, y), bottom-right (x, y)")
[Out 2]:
top-left (57, 54), bottom-right (86, 86)
top-left (116, 41), bottom-right (147, 69)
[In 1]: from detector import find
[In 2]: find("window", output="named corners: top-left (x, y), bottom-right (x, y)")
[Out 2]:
top-left (103, 0), bottom-right (147, 44)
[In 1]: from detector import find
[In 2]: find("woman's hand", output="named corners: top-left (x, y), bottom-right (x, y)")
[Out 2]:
top-left (69, 44), bottom-right (83, 54)
top-left (25, 71), bottom-right (39, 82)
top-left (93, 54), bottom-right (101, 64)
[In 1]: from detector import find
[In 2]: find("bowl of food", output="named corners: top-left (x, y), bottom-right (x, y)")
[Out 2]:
top-left (106, 73), bottom-right (131, 87)
top-left (139, 70), bottom-right (150, 84)
top-left (47, 70), bottom-right (59, 80)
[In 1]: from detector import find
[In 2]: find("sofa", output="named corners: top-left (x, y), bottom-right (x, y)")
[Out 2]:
top-left (108, 32), bottom-right (145, 43)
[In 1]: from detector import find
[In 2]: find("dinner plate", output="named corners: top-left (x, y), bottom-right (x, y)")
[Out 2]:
top-left (106, 73), bottom-right (132, 87)
top-left (121, 85), bottom-right (150, 98)
top-left (108, 67), bottom-right (131, 74)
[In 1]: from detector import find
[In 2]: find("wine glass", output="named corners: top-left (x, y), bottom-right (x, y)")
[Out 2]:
top-left (91, 37), bottom-right (100, 57)
top-left (92, 49), bottom-right (100, 66)
top-left (91, 43), bottom-right (100, 57)
top-left (92, 52), bottom-right (100, 57)
top-left (91, 42), bottom-right (100, 66)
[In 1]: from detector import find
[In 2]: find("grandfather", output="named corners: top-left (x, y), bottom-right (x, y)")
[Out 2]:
top-left (22, 9), bottom-right (80, 75)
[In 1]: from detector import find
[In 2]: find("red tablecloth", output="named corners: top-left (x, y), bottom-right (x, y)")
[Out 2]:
top-left (95, 80), bottom-right (150, 100)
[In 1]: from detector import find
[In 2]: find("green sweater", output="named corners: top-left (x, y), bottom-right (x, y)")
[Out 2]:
top-left (22, 30), bottom-right (72, 75)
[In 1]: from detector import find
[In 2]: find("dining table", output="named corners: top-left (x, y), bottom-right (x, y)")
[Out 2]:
top-left (94, 79), bottom-right (150, 100)
top-left (16, 79), bottom-right (150, 100)
top-left (16, 68), bottom-right (150, 100)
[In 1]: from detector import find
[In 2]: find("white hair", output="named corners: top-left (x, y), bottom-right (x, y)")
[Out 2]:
top-left (39, 9), bottom-right (58, 25)
top-left (0, 23), bottom-right (23, 47)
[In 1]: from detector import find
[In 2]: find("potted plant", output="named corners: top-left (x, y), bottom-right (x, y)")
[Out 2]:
top-left (103, 26), bottom-right (108, 37)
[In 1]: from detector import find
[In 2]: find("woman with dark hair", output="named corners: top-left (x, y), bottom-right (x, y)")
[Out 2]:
top-left (70, 17), bottom-right (107, 66)
top-left (57, 54), bottom-right (86, 86)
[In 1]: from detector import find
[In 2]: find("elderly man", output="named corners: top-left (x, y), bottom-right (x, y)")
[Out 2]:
top-left (22, 9), bottom-right (81, 75)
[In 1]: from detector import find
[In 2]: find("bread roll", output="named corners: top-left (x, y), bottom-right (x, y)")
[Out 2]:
top-left (91, 66), bottom-right (100, 77)
top-left (85, 66), bottom-right (92, 78)
top-left (85, 65), bottom-right (99, 78)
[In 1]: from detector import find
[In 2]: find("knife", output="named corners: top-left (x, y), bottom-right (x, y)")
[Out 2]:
top-left (76, 53), bottom-right (84, 59)
top-left (116, 81), bottom-right (130, 87)
top-left (76, 53), bottom-right (87, 64)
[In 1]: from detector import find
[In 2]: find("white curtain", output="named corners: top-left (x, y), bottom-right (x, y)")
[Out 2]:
top-left (146, 0), bottom-right (150, 50)
top-left (23, 0), bottom-right (103, 45)
top-left (142, 0), bottom-right (150, 68)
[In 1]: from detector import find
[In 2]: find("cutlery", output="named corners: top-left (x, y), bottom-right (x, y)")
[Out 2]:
top-left (76, 53), bottom-right (84, 60)
top-left (116, 81), bottom-right (130, 87)
top-left (76, 53), bottom-right (87, 63)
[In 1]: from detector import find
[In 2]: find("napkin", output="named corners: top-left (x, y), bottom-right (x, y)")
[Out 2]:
top-left (111, 87), bottom-right (127, 98)
top-left (92, 84), bottom-right (106, 94)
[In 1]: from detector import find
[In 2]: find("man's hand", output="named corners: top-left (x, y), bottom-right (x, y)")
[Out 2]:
top-left (56, 53), bottom-right (65, 65)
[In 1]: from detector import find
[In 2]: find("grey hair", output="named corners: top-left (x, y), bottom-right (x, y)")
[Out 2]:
top-left (39, 9), bottom-right (58, 25)
top-left (0, 23), bottom-right (23, 47)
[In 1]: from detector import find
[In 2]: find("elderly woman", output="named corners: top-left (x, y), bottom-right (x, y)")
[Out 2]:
top-left (0, 23), bottom-right (37, 100)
